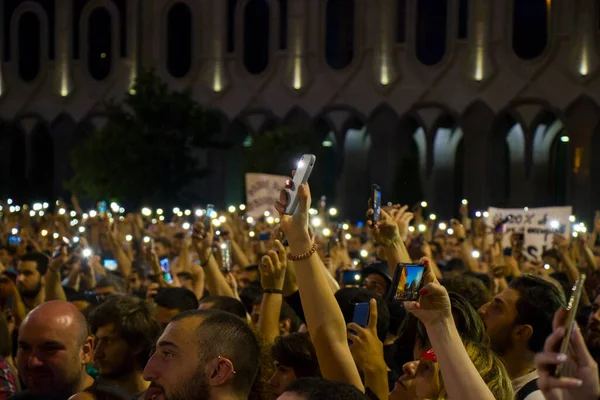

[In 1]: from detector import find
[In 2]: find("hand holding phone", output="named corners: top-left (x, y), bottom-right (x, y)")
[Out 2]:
top-left (372, 184), bottom-right (382, 223)
top-left (284, 154), bottom-right (316, 215)
top-left (554, 274), bottom-right (586, 377)
top-left (388, 263), bottom-right (426, 301)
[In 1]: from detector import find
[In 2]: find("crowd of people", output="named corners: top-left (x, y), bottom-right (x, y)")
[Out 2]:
top-left (0, 180), bottom-right (598, 400)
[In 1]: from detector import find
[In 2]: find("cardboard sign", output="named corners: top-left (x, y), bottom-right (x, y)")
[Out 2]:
top-left (245, 173), bottom-right (288, 218)
top-left (486, 206), bottom-right (572, 260)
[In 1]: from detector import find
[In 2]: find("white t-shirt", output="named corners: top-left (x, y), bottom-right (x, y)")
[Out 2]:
top-left (512, 370), bottom-right (545, 400)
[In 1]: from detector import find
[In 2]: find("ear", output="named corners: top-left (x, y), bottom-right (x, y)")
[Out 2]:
top-left (513, 324), bottom-right (533, 345)
top-left (208, 357), bottom-right (236, 387)
top-left (279, 318), bottom-right (291, 336)
top-left (80, 335), bottom-right (95, 365)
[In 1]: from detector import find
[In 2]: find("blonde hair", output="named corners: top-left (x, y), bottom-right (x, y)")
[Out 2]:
top-left (429, 340), bottom-right (514, 400)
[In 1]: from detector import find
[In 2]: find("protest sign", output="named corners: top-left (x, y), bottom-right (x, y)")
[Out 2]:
top-left (245, 173), bottom-right (288, 218)
top-left (486, 206), bottom-right (572, 260)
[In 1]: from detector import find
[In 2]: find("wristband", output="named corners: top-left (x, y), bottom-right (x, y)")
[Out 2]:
top-left (288, 243), bottom-right (318, 261)
top-left (200, 253), bottom-right (213, 267)
top-left (263, 289), bottom-right (283, 294)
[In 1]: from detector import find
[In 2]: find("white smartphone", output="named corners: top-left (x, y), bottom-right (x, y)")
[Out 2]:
top-left (284, 154), bottom-right (316, 215)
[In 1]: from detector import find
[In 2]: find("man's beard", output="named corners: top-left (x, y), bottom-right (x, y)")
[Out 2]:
top-left (19, 281), bottom-right (42, 299)
top-left (163, 366), bottom-right (211, 400)
top-left (98, 358), bottom-right (137, 381)
top-left (586, 325), bottom-right (600, 362)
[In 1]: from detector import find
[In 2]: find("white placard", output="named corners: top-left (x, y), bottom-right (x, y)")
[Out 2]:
top-left (245, 173), bottom-right (288, 219)
top-left (486, 206), bottom-right (572, 260)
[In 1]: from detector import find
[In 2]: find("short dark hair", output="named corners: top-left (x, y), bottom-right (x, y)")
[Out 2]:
top-left (272, 333), bottom-right (321, 378)
top-left (172, 310), bottom-right (260, 398)
top-left (96, 275), bottom-right (126, 293)
top-left (509, 275), bottom-right (566, 352)
top-left (284, 377), bottom-right (369, 400)
top-left (441, 274), bottom-right (492, 311)
top-left (542, 248), bottom-right (561, 263)
top-left (239, 283), bottom-right (264, 313)
top-left (200, 296), bottom-right (247, 319)
top-left (20, 252), bottom-right (49, 275)
top-left (279, 301), bottom-right (300, 333)
top-left (334, 288), bottom-right (390, 342)
top-left (154, 287), bottom-right (198, 311)
top-left (89, 295), bottom-right (160, 368)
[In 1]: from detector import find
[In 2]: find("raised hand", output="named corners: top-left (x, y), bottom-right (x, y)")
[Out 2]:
top-left (191, 220), bottom-right (214, 263)
top-left (259, 240), bottom-right (287, 291)
top-left (274, 172), bottom-right (312, 248)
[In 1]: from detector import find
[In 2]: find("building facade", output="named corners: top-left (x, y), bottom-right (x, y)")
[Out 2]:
top-left (0, 0), bottom-right (599, 221)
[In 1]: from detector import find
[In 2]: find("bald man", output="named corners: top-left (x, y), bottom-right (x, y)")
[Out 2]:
top-left (9, 301), bottom-right (94, 400)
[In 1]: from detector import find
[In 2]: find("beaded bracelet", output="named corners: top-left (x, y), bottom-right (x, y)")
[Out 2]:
top-left (287, 243), bottom-right (318, 261)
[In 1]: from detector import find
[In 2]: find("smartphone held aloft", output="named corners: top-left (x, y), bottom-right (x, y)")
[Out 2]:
top-left (284, 154), bottom-right (316, 215)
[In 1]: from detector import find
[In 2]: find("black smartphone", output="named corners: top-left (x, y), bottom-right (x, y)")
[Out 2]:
top-left (555, 274), bottom-right (586, 377)
top-left (259, 232), bottom-right (271, 241)
top-left (159, 257), bottom-right (173, 284)
top-left (494, 216), bottom-right (513, 234)
top-left (342, 270), bottom-right (362, 285)
top-left (388, 263), bottom-right (426, 302)
top-left (352, 302), bottom-right (370, 327)
top-left (372, 184), bottom-right (382, 223)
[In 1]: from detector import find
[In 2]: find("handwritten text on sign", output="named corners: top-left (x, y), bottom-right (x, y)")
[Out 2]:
top-left (245, 173), bottom-right (288, 219)
top-left (486, 206), bottom-right (572, 261)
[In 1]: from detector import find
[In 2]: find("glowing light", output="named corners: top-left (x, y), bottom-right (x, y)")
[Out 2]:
top-left (8, 206), bottom-right (14, 213)
top-left (213, 65), bottom-right (223, 93)
top-left (58, 208), bottom-right (66, 215)
top-left (228, 206), bottom-right (236, 213)
top-left (212, 219), bottom-right (222, 227)
top-left (182, 222), bottom-right (191, 230)
top-left (323, 228), bottom-right (331, 237)
top-left (151, 219), bottom-right (157, 224)
top-left (11, 228), bottom-right (18, 235)
top-left (550, 220), bottom-right (560, 230)
top-left (297, 160), bottom-right (305, 169)
top-left (125, 235), bottom-right (133, 242)
top-left (264, 211), bottom-right (270, 217)
top-left (89, 210), bottom-right (97, 218)
top-left (159, 216), bottom-right (165, 221)
top-left (580, 45), bottom-right (589, 76)
top-left (143, 236), bottom-right (151, 243)
top-left (418, 224), bottom-right (427, 232)
top-left (156, 209), bottom-right (164, 215)
top-left (322, 140), bottom-right (333, 147)
top-left (15, 206), bottom-right (20, 212)
top-left (572, 232), bottom-right (578, 238)
top-left (421, 201), bottom-right (428, 208)
top-left (360, 249), bottom-right (369, 258)
top-left (195, 209), bottom-right (203, 217)
top-left (33, 203), bottom-right (42, 211)
top-left (79, 226), bottom-right (86, 233)
top-left (38, 210), bottom-right (44, 216)
top-left (429, 214), bottom-right (437, 221)
top-left (173, 207), bottom-right (180, 214)
top-left (560, 136), bottom-right (570, 143)
top-left (184, 209), bottom-right (191, 216)
top-left (29, 210), bottom-right (35, 217)
top-left (141, 207), bottom-right (152, 216)
top-left (119, 207), bottom-right (125, 214)
top-left (53, 233), bottom-right (60, 239)
top-left (447, 228), bottom-right (454, 235)
top-left (177, 212), bottom-right (183, 217)
top-left (209, 210), bottom-right (217, 219)
top-left (249, 231), bottom-right (255, 238)
top-left (569, 215), bottom-right (576, 222)
top-left (475, 211), bottom-right (482, 218)
top-left (266, 216), bottom-right (275, 224)
top-left (438, 223), bottom-right (447, 231)
top-left (408, 226), bottom-right (415, 232)
top-left (483, 212), bottom-right (489, 218)
top-left (345, 233), bottom-right (352, 240)
top-left (311, 217), bottom-right (322, 227)
top-left (70, 211), bottom-right (77, 217)
top-left (70, 219), bottom-right (78, 226)
top-left (82, 248), bottom-right (93, 258)
top-left (342, 223), bottom-right (349, 230)
top-left (275, 218), bottom-right (280, 223)
top-left (471, 250), bottom-right (481, 259)
top-left (462, 199), bottom-right (468, 205)
top-left (544, 264), bottom-right (550, 270)
top-left (43, 202), bottom-right (49, 209)
top-left (239, 204), bottom-right (246, 211)
top-left (328, 208), bottom-right (338, 217)
top-left (246, 217), bottom-right (254, 224)
top-left (218, 216), bottom-right (226, 223)
top-left (73, 237), bottom-right (80, 243)
top-left (41, 229), bottom-right (48, 237)
top-left (309, 208), bottom-right (318, 216)
top-left (524, 207), bottom-right (529, 211)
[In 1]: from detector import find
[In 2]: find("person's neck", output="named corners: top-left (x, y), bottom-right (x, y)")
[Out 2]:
top-left (502, 348), bottom-right (536, 380)
top-left (209, 388), bottom-right (239, 400)
top-left (102, 370), bottom-right (149, 396)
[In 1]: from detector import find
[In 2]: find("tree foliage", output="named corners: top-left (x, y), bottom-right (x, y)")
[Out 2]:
top-left (68, 70), bottom-right (223, 207)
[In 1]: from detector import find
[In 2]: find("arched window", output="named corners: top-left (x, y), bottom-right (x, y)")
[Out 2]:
top-left (30, 125), bottom-right (54, 201)
top-left (396, 0), bottom-right (407, 43)
top-left (18, 12), bottom-right (41, 82)
top-left (416, 0), bottom-right (447, 66)
top-left (112, 0), bottom-right (127, 57)
top-left (279, 0), bottom-right (288, 50)
top-left (243, 0), bottom-right (270, 75)
top-left (166, 3), bottom-right (192, 78)
top-left (87, 7), bottom-right (112, 80)
top-left (512, 0), bottom-right (548, 60)
top-left (458, 0), bottom-right (468, 39)
top-left (325, 0), bottom-right (355, 70)
top-left (227, 0), bottom-right (237, 53)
